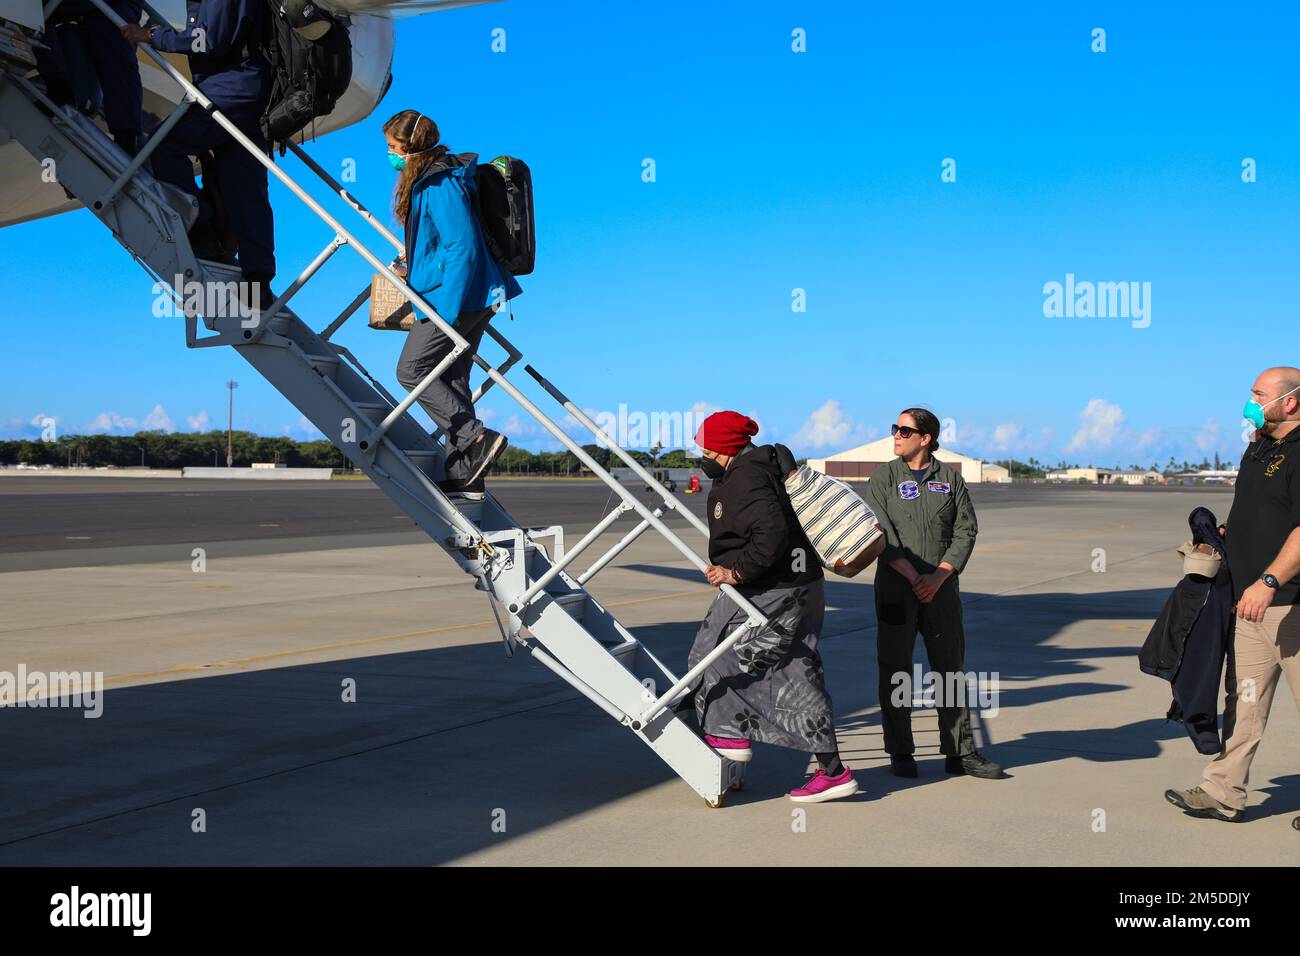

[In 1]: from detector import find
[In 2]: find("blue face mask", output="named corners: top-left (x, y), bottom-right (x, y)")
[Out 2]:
top-left (1244, 383), bottom-right (1300, 430)
top-left (387, 151), bottom-right (406, 171)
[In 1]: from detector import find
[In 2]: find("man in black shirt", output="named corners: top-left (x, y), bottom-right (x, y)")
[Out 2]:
top-left (1167, 366), bottom-right (1300, 821)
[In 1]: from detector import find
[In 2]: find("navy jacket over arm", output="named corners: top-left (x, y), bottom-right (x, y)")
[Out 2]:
top-left (1139, 506), bottom-right (1235, 755)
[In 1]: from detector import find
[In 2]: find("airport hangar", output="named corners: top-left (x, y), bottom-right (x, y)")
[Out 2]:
top-left (806, 436), bottom-right (1010, 483)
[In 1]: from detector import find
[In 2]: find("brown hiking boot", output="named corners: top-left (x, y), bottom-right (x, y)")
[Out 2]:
top-left (1165, 785), bottom-right (1243, 822)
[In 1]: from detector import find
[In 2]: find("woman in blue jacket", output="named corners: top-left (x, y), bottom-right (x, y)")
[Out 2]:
top-left (383, 109), bottom-right (522, 492)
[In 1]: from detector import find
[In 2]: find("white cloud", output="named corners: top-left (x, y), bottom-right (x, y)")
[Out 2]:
top-left (1066, 399), bottom-right (1126, 452)
top-left (84, 405), bottom-right (174, 434)
top-left (187, 410), bottom-right (212, 431)
top-left (297, 415), bottom-right (321, 437)
top-left (499, 414), bottom-right (538, 439)
top-left (1194, 417), bottom-right (1221, 452)
top-left (141, 404), bottom-right (175, 432)
top-left (792, 400), bottom-right (872, 451)
top-left (988, 423), bottom-right (1026, 453)
top-left (0, 414), bottom-right (58, 439)
top-left (85, 411), bottom-right (137, 433)
top-left (1130, 427), bottom-right (1162, 454)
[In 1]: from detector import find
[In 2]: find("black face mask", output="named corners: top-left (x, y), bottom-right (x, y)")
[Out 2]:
top-left (700, 456), bottom-right (726, 480)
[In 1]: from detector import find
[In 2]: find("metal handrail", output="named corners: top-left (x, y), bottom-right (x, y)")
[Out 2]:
top-left (281, 141), bottom-right (520, 411)
top-left (75, 0), bottom-right (775, 719)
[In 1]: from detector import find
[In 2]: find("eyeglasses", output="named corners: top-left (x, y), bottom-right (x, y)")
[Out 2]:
top-left (891, 425), bottom-right (922, 439)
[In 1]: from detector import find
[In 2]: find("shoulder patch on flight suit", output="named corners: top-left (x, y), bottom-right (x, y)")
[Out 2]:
top-left (713, 501), bottom-right (723, 519)
top-left (927, 481), bottom-right (951, 494)
top-left (898, 480), bottom-right (920, 500)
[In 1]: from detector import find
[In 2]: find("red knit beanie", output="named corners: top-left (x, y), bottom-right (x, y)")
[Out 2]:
top-left (696, 411), bottom-right (759, 455)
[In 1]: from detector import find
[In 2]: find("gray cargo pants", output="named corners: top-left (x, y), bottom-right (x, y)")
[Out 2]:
top-left (395, 306), bottom-right (495, 480)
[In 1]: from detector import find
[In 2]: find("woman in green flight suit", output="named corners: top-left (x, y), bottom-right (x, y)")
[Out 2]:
top-left (865, 408), bottom-right (1003, 780)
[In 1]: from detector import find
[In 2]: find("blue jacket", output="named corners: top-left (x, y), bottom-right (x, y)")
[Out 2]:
top-left (150, 0), bottom-right (270, 112)
top-left (404, 153), bottom-right (522, 323)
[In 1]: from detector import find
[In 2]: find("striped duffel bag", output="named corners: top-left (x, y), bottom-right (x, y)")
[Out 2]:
top-left (783, 464), bottom-right (884, 577)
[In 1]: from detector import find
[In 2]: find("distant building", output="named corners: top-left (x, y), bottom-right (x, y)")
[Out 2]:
top-left (806, 437), bottom-right (1005, 483)
top-left (1167, 468), bottom-right (1239, 486)
top-left (1045, 467), bottom-right (1161, 485)
top-left (982, 462), bottom-right (1012, 483)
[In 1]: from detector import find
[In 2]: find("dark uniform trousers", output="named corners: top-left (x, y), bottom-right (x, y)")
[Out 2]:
top-left (151, 101), bottom-right (275, 279)
top-left (35, 2), bottom-right (144, 149)
top-left (875, 567), bottom-right (976, 758)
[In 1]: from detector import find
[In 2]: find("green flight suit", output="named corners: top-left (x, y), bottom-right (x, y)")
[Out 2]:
top-left (865, 455), bottom-right (979, 758)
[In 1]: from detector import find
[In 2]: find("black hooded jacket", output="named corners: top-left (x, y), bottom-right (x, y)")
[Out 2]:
top-left (1139, 506), bottom-right (1235, 755)
top-left (706, 444), bottom-right (822, 593)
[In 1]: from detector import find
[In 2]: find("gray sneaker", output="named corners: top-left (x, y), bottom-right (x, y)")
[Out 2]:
top-left (1164, 785), bottom-right (1243, 822)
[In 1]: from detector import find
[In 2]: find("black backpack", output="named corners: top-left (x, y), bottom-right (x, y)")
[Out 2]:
top-left (260, 2), bottom-right (353, 145)
top-left (475, 156), bottom-right (535, 277)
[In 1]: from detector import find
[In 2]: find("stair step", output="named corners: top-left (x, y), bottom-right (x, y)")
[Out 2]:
top-left (354, 401), bottom-right (394, 422)
top-left (551, 591), bottom-right (587, 621)
top-left (198, 260), bottom-right (241, 280)
top-left (403, 449), bottom-right (436, 475)
top-left (305, 353), bottom-right (340, 378)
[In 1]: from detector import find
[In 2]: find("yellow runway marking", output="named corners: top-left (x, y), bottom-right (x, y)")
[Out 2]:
top-left (102, 584), bottom-right (715, 687)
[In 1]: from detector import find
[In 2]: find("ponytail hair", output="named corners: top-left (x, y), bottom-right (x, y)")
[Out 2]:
top-left (901, 407), bottom-right (941, 450)
top-left (383, 109), bottom-right (451, 226)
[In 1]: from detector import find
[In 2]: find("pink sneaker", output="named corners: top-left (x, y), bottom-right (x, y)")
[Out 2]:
top-left (789, 767), bottom-right (859, 803)
top-left (705, 734), bottom-right (752, 763)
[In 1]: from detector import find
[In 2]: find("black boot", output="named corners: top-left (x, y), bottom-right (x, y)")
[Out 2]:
top-left (890, 754), bottom-right (918, 778)
top-left (112, 130), bottom-right (140, 157)
top-left (188, 222), bottom-right (235, 264)
top-left (238, 272), bottom-right (277, 316)
top-left (945, 751), bottom-right (1003, 779)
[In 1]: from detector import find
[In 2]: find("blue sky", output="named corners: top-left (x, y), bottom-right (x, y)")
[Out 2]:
top-left (3, 0), bottom-right (1297, 467)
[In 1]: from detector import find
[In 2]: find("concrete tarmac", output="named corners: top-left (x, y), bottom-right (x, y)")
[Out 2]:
top-left (0, 479), bottom-right (1294, 866)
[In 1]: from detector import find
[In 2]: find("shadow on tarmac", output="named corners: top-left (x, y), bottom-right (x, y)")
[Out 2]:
top-left (1, 568), bottom-right (1294, 864)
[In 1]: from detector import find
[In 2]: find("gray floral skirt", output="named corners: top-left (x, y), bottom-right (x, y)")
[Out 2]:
top-left (686, 577), bottom-right (835, 753)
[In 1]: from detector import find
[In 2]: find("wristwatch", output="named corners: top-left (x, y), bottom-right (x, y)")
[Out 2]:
top-left (1261, 573), bottom-right (1280, 589)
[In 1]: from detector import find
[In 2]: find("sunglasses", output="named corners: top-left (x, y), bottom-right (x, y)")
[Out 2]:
top-left (891, 424), bottom-right (923, 439)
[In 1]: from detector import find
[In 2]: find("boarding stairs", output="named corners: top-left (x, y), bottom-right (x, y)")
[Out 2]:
top-left (0, 0), bottom-right (779, 806)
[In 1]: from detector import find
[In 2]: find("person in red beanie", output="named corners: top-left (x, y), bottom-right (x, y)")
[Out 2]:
top-left (685, 411), bottom-right (858, 803)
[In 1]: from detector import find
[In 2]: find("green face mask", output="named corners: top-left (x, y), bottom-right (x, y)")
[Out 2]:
top-left (1243, 383), bottom-right (1300, 430)
top-left (387, 151), bottom-right (406, 171)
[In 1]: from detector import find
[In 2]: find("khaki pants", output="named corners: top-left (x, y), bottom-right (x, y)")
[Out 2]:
top-left (1201, 604), bottom-right (1300, 810)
